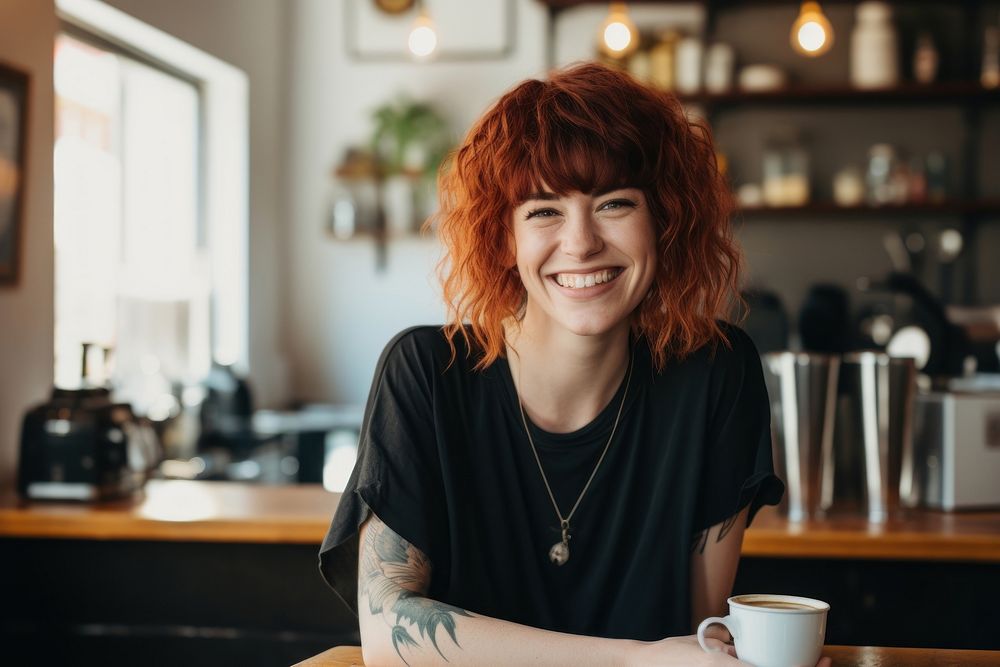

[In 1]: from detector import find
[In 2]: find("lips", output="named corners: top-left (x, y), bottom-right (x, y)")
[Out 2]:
top-left (548, 267), bottom-right (625, 297)
top-left (552, 267), bottom-right (624, 289)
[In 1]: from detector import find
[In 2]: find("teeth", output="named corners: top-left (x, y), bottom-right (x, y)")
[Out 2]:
top-left (554, 269), bottom-right (621, 289)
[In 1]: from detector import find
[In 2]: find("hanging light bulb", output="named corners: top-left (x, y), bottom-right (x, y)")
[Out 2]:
top-left (598, 2), bottom-right (639, 59)
top-left (408, 1), bottom-right (437, 59)
top-left (791, 1), bottom-right (833, 57)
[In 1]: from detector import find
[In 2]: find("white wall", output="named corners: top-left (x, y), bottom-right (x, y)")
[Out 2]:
top-left (100, 0), bottom-right (291, 409)
top-left (0, 0), bottom-right (57, 491)
top-left (284, 0), bottom-right (549, 405)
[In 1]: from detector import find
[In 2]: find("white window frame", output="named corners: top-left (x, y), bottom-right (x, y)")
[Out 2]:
top-left (56, 0), bottom-right (250, 372)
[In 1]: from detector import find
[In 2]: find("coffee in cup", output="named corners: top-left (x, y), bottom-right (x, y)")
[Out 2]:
top-left (697, 594), bottom-right (829, 667)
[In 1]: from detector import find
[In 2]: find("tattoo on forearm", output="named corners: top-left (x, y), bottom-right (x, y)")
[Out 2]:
top-left (690, 511), bottom-right (744, 555)
top-left (360, 519), bottom-right (472, 664)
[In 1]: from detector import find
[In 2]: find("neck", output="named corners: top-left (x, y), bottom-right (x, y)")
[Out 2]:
top-left (504, 314), bottom-right (632, 434)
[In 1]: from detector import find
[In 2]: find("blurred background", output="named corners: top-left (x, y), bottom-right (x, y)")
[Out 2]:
top-left (1, 0), bottom-right (999, 665)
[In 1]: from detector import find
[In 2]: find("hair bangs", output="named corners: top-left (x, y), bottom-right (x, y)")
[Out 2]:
top-left (500, 109), bottom-right (652, 207)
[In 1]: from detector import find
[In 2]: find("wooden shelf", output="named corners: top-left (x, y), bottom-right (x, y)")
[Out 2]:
top-left (542, 0), bottom-right (983, 9)
top-left (734, 200), bottom-right (1000, 219)
top-left (682, 83), bottom-right (1000, 109)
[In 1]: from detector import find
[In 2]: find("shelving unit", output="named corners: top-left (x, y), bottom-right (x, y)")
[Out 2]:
top-left (540, 0), bottom-right (1000, 305)
top-left (735, 200), bottom-right (1000, 219)
top-left (678, 82), bottom-right (1000, 107)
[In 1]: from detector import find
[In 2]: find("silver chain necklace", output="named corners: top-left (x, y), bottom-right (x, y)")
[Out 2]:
top-left (514, 346), bottom-right (634, 566)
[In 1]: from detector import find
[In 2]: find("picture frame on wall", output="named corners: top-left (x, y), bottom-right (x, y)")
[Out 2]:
top-left (0, 61), bottom-right (29, 287)
top-left (345, 0), bottom-right (515, 61)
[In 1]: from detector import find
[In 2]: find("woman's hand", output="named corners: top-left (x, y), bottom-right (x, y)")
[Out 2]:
top-left (627, 630), bottom-right (833, 667)
top-left (628, 634), bottom-right (746, 666)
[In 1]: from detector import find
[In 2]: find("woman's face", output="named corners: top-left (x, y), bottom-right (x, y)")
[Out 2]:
top-left (510, 186), bottom-right (658, 338)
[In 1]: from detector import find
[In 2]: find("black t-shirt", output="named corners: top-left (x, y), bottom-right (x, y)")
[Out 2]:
top-left (318, 324), bottom-right (784, 641)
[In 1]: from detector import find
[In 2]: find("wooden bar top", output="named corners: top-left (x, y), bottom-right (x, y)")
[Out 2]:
top-left (292, 645), bottom-right (1000, 667)
top-left (742, 505), bottom-right (1000, 563)
top-left (1, 480), bottom-right (999, 561)
top-left (0, 480), bottom-right (339, 544)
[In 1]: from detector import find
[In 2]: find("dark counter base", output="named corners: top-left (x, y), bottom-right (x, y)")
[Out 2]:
top-left (735, 557), bottom-right (1000, 651)
top-left (3, 538), bottom-right (998, 665)
top-left (0, 538), bottom-right (359, 666)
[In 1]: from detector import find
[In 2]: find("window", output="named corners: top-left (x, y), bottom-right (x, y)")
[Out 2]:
top-left (54, 0), bottom-right (248, 420)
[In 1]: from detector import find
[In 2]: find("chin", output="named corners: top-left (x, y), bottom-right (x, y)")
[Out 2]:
top-left (558, 315), bottom-right (625, 338)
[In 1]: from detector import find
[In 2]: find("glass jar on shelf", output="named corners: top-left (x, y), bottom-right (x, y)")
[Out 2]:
top-left (762, 137), bottom-right (810, 207)
top-left (865, 143), bottom-right (897, 205)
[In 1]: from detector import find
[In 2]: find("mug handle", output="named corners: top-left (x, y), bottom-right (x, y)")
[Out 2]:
top-left (697, 615), bottom-right (740, 653)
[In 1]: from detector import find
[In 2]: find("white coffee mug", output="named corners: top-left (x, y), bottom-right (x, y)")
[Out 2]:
top-left (697, 594), bottom-right (829, 667)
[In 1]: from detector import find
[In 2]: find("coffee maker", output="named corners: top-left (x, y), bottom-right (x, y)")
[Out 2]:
top-left (17, 343), bottom-right (159, 501)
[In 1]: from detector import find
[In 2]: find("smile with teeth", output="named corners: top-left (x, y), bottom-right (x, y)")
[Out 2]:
top-left (553, 268), bottom-right (623, 289)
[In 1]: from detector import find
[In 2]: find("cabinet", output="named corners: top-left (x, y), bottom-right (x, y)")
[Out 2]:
top-left (542, 1), bottom-right (1000, 311)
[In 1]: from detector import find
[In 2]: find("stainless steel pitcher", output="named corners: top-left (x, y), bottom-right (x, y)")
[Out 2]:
top-left (762, 352), bottom-right (841, 522)
top-left (835, 352), bottom-right (918, 523)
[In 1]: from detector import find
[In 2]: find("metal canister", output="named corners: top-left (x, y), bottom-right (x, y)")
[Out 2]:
top-left (762, 352), bottom-right (841, 522)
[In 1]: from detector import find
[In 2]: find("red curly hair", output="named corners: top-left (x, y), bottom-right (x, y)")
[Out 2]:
top-left (428, 61), bottom-right (742, 372)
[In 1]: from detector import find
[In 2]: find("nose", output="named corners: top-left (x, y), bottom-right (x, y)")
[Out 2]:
top-left (560, 208), bottom-right (603, 260)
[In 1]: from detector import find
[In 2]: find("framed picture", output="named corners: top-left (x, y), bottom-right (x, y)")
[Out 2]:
top-left (345, 0), bottom-right (515, 61)
top-left (0, 62), bottom-right (29, 286)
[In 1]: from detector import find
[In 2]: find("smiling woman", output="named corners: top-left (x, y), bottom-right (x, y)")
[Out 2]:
top-left (318, 62), bottom-right (794, 667)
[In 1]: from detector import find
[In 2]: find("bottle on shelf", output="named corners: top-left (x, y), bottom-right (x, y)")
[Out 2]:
top-left (983, 26), bottom-right (1000, 89)
top-left (762, 134), bottom-right (810, 207)
top-left (913, 32), bottom-right (939, 85)
top-left (850, 2), bottom-right (899, 89)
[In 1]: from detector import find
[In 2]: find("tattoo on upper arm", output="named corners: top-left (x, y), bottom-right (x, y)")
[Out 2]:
top-left (690, 528), bottom-right (709, 555)
top-left (717, 512), bottom-right (741, 542)
top-left (690, 511), bottom-right (744, 555)
top-left (360, 518), bottom-right (472, 664)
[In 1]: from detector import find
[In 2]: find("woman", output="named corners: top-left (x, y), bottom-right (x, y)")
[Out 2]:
top-left (320, 62), bottom-right (824, 666)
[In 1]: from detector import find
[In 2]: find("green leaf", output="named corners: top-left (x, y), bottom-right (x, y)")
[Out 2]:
top-left (393, 593), bottom-right (472, 659)
top-left (391, 624), bottom-right (419, 665)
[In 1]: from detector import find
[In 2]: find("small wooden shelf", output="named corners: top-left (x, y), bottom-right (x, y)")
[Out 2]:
top-left (734, 200), bottom-right (1000, 219)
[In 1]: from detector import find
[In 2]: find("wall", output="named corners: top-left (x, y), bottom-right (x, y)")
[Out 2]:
top-left (284, 0), bottom-right (548, 405)
top-left (0, 0), bottom-right (57, 490)
top-left (100, 0), bottom-right (292, 409)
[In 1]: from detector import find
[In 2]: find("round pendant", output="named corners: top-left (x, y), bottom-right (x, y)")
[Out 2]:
top-left (549, 541), bottom-right (569, 566)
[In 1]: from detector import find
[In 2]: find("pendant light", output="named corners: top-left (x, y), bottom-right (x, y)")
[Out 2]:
top-left (408, 0), bottom-right (437, 59)
top-left (598, 2), bottom-right (639, 59)
top-left (791, 2), bottom-right (833, 57)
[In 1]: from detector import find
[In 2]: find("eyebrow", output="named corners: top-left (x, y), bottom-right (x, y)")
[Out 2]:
top-left (518, 185), bottom-right (634, 204)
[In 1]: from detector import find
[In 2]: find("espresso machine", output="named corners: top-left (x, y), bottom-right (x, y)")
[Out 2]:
top-left (17, 343), bottom-right (159, 501)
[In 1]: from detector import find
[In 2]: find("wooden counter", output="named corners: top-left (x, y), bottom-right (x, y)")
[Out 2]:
top-left (3, 481), bottom-right (998, 659)
top-left (0, 480), bottom-right (339, 544)
top-left (293, 645), bottom-right (1000, 667)
top-left (742, 504), bottom-right (1000, 563)
top-left (2, 480), bottom-right (999, 561)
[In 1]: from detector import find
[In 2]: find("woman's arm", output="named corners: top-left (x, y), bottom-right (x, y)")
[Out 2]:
top-left (358, 515), bottom-right (746, 667)
top-left (688, 507), bottom-right (833, 667)
top-left (689, 505), bottom-right (750, 634)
